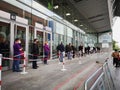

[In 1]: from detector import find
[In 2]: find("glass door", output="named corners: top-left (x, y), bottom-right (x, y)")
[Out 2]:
top-left (0, 21), bottom-right (10, 69)
top-left (36, 29), bottom-right (43, 56)
top-left (29, 26), bottom-right (34, 55)
top-left (14, 25), bottom-right (26, 50)
top-left (14, 24), bottom-right (28, 64)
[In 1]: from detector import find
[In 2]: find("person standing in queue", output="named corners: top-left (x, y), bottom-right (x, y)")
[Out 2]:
top-left (71, 44), bottom-right (76, 58)
top-left (79, 45), bottom-right (83, 57)
top-left (13, 38), bottom-right (22, 72)
top-left (57, 42), bottom-right (65, 62)
top-left (43, 41), bottom-right (50, 64)
top-left (31, 39), bottom-right (39, 69)
top-left (67, 43), bottom-right (72, 60)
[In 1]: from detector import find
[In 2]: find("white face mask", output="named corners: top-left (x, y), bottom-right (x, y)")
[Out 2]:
top-left (18, 40), bottom-right (21, 44)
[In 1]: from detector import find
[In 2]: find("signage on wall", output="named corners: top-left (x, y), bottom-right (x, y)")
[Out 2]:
top-left (10, 13), bottom-right (16, 21)
top-left (45, 26), bottom-right (52, 31)
top-left (98, 32), bottom-right (112, 43)
top-left (102, 43), bottom-right (109, 48)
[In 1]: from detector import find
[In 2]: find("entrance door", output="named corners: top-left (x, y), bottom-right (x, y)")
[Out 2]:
top-left (14, 23), bottom-right (28, 64)
top-left (35, 28), bottom-right (43, 56)
top-left (14, 25), bottom-right (26, 50)
top-left (0, 21), bottom-right (10, 70)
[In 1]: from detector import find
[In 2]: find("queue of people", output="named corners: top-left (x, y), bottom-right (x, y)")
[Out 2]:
top-left (3, 37), bottom-right (101, 72)
top-left (12, 38), bottom-right (50, 72)
top-left (11, 38), bottom-right (120, 73)
top-left (56, 42), bottom-right (101, 63)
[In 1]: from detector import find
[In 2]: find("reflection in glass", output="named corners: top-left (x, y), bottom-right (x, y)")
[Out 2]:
top-left (0, 22), bottom-right (10, 67)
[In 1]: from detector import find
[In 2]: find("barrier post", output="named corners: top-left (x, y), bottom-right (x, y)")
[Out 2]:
top-left (0, 54), bottom-right (2, 90)
top-left (21, 51), bottom-right (28, 74)
top-left (61, 62), bottom-right (67, 71)
top-left (61, 52), bottom-right (67, 71)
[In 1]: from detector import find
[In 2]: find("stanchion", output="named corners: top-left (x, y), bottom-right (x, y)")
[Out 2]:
top-left (61, 62), bottom-right (67, 71)
top-left (0, 54), bottom-right (2, 90)
top-left (21, 51), bottom-right (28, 74)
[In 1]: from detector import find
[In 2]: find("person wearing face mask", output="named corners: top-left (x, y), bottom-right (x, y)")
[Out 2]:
top-left (31, 39), bottom-right (39, 69)
top-left (13, 38), bottom-right (23, 72)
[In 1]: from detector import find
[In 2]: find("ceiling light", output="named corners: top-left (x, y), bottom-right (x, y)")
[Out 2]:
top-left (80, 24), bottom-right (83, 26)
top-left (54, 5), bottom-right (59, 9)
top-left (66, 13), bottom-right (71, 16)
top-left (85, 28), bottom-right (87, 29)
top-left (74, 19), bottom-right (78, 22)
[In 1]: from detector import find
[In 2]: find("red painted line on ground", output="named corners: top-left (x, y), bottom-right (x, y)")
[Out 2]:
top-left (53, 62), bottom-right (95, 90)
top-left (73, 65), bottom-right (99, 90)
top-left (0, 81), bottom-right (1, 85)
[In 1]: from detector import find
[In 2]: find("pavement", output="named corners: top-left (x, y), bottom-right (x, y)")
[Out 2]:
top-left (2, 52), bottom-right (111, 90)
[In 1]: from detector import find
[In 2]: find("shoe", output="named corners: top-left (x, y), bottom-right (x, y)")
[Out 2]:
top-left (13, 70), bottom-right (16, 72)
top-left (33, 67), bottom-right (37, 69)
top-left (16, 70), bottom-right (22, 72)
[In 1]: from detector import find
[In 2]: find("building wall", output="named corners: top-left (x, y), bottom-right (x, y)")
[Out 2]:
top-left (0, 0), bottom-right (85, 70)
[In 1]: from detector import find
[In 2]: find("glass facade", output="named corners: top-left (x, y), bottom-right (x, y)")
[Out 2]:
top-left (0, 22), bottom-right (10, 67)
top-left (0, 0), bottom-right (98, 70)
top-left (85, 34), bottom-right (97, 47)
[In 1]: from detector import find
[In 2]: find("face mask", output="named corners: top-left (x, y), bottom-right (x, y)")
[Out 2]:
top-left (18, 41), bottom-right (21, 44)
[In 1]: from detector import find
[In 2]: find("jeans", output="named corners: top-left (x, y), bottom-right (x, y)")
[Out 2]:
top-left (32, 56), bottom-right (38, 69)
top-left (12, 56), bottom-right (20, 71)
top-left (44, 52), bottom-right (49, 64)
top-left (67, 52), bottom-right (72, 60)
top-left (59, 52), bottom-right (64, 62)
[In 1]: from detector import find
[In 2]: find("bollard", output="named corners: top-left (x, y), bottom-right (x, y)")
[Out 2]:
top-left (21, 51), bottom-right (28, 74)
top-left (0, 54), bottom-right (2, 90)
top-left (61, 62), bottom-right (67, 71)
top-left (61, 55), bottom-right (67, 71)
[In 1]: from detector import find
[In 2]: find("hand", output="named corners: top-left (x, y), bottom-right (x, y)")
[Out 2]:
top-left (20, 48), bottom-right (23, 51)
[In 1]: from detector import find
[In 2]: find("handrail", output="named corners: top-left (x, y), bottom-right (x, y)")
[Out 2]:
top-left (85, 59), bottom-right (116, 90)
top-left (103, 61), bottom-right (116, 90)
top-left (85, 67), bottom-right (102, 90)
top-left (90, 73), bottom-right (104, 90)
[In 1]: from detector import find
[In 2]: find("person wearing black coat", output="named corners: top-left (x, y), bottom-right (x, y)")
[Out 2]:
top-left (57, 42), bottom-right (65, 62)
top-left (71, 45), bottom-right (76, 58)
top-left (79, 45), bottom-right (83, 56)
top-left (67, 43), bottom-right (72, 60)
top-left (31, 39), bottom-right (39, 69)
